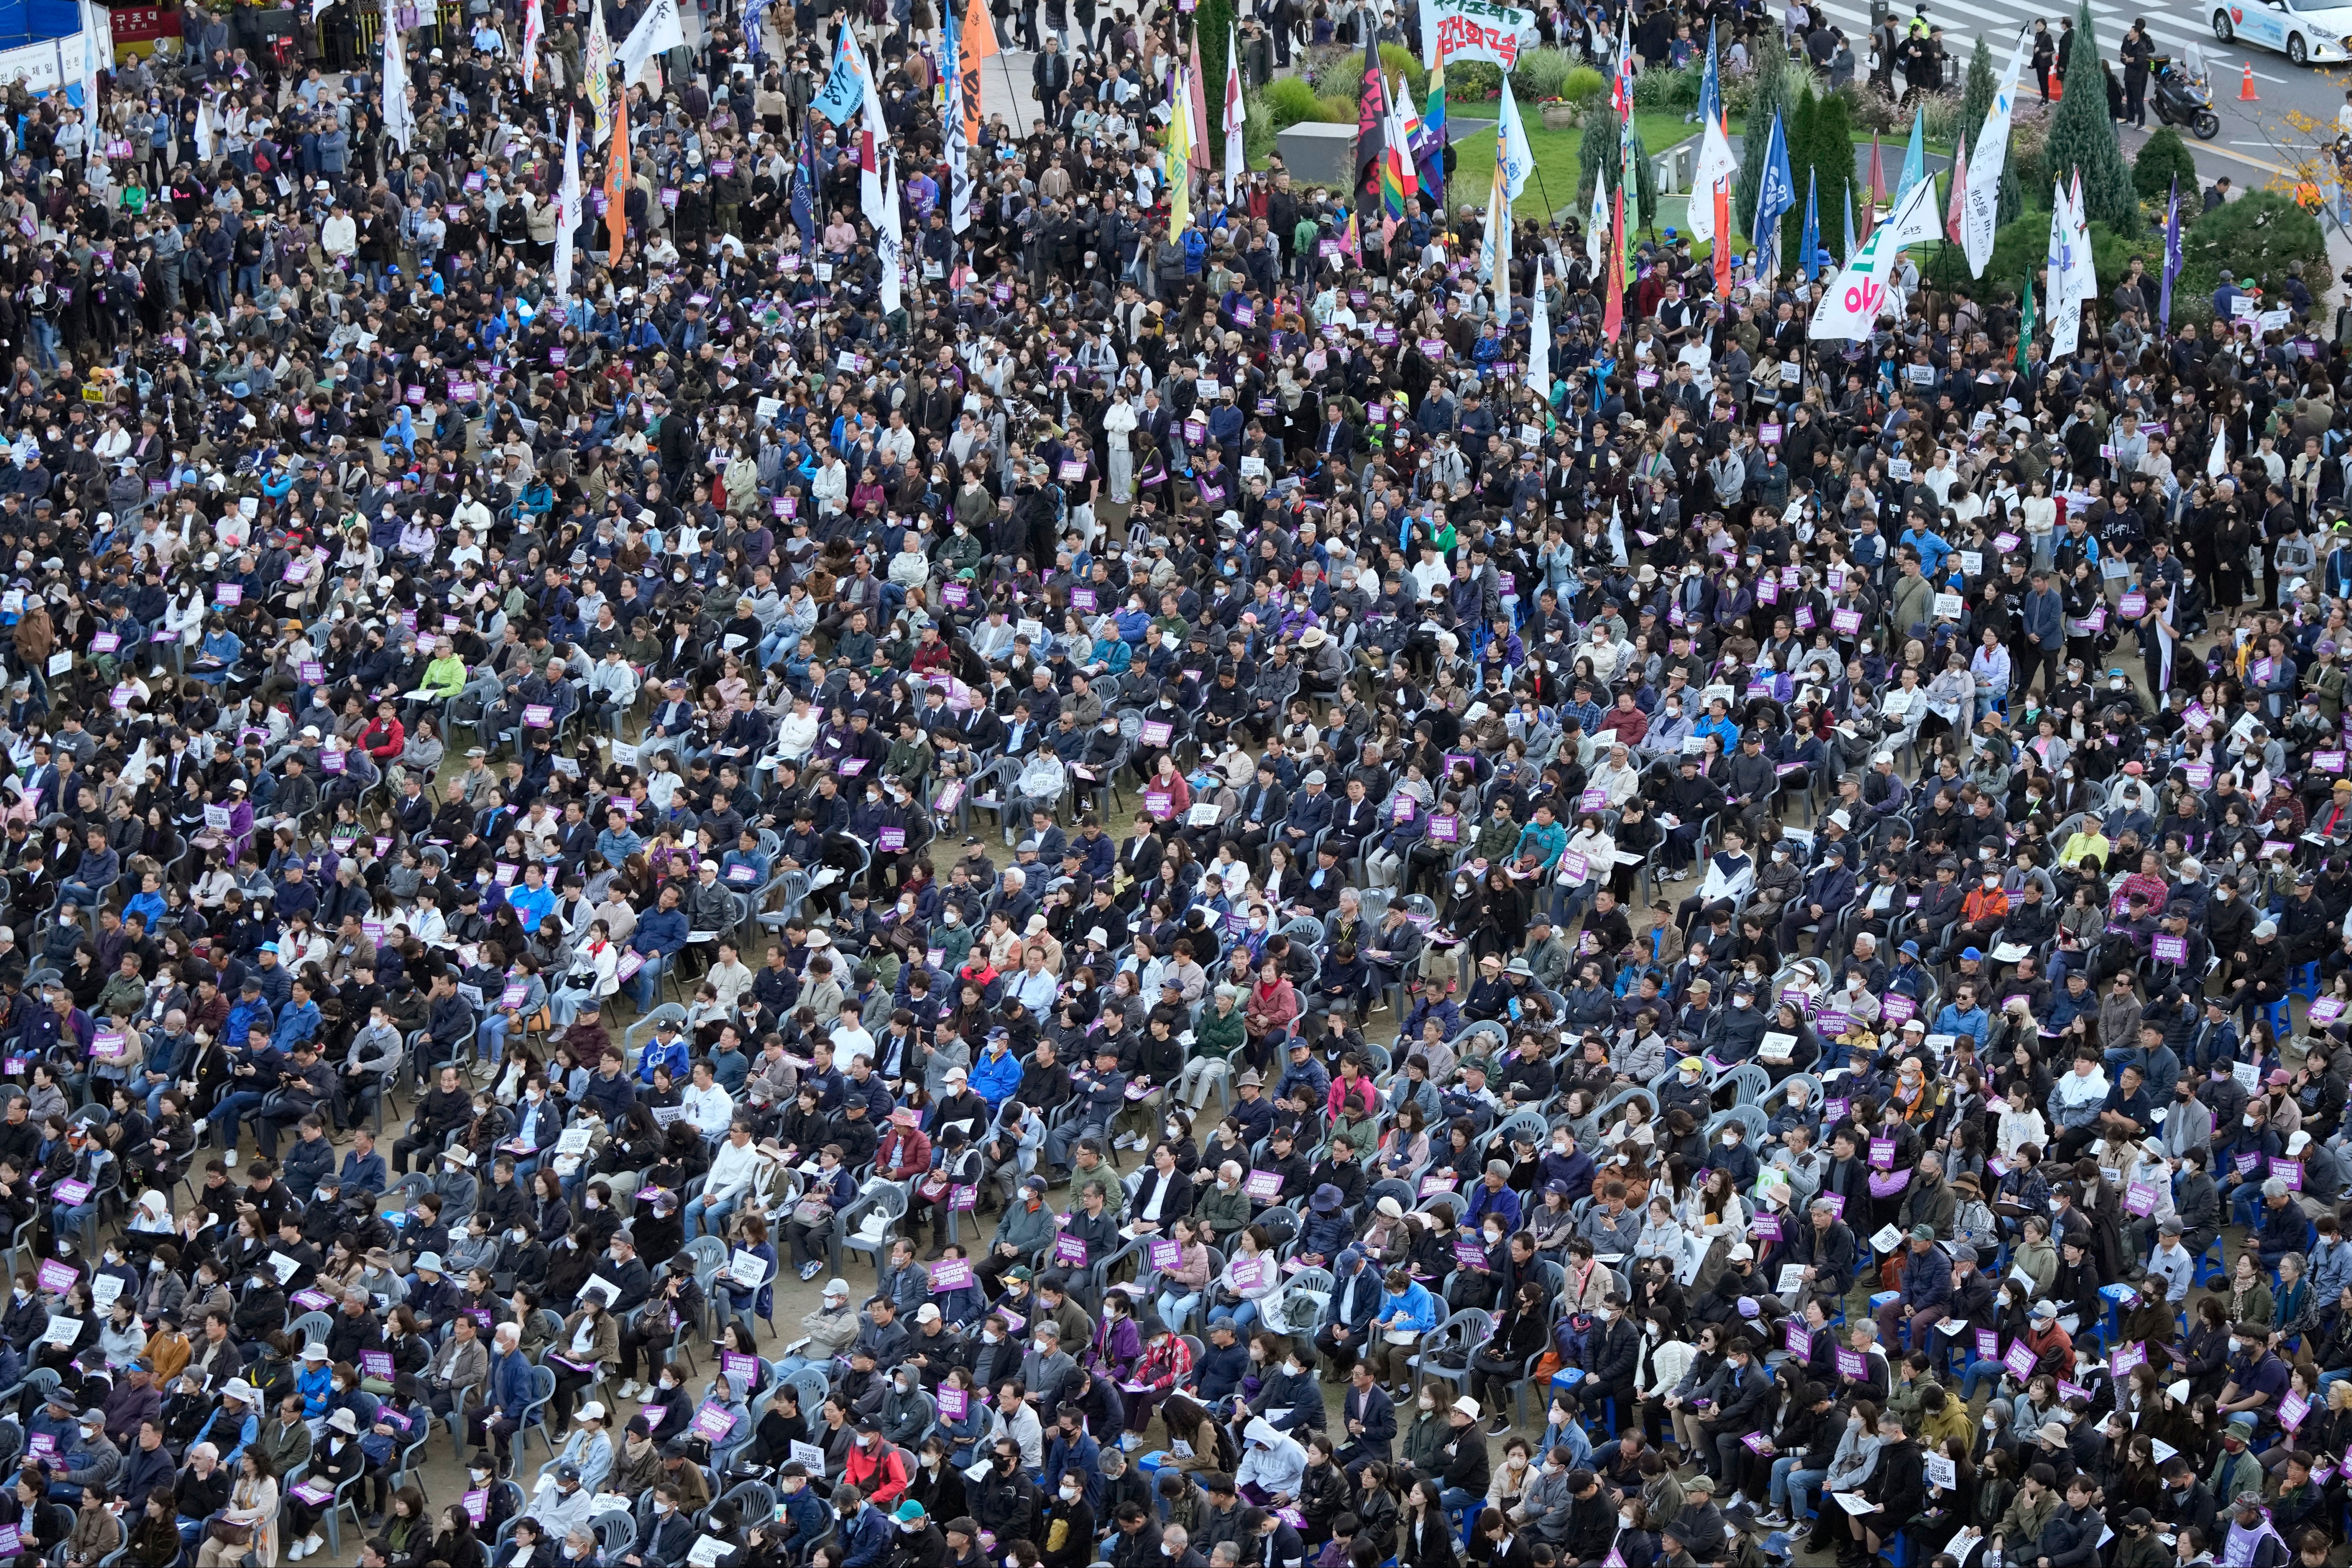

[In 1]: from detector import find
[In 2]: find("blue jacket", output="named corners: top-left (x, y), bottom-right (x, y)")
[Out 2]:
top-left (970, 1045), bottom-right (1022, 1105)
top-left (1373, 1281), bottom-right (1438, 1336)
top-left (841, 1503), bottom-right (894, 1568)
top-left (339, 1149), bottom-right (388, 1195)
top-left (484, 1346), bottom-right (534, 1420)
top-left (631, 907), bottom-right (688, 959)
top-left (636, 1035), bottom-right (690, 1086)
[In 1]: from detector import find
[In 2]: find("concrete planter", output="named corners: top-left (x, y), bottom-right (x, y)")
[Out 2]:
top-left (1540, 101), bottom-right (1578, 130)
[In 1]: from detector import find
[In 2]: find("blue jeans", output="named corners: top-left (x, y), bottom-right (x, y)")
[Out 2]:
top-left (213, 1088), bottom-right (268, 1154)
top-left (57, 879), bottom-right (108, 911)
top-left (52, 1200), bottom-right (95, 1243)
top-left (1778, 1464), bottom-right (1825, 1517)
top-left (629, 953), bottom-right (669, 1012)
top-left (478, 1013), bottom-right (510, 1065)
top-left (1157, 1290), bottom-right (1202, 1331)
top-left (686, 1193), bottom-right (739, 1242)
top-left (757, 625), bottom-right (798, 668)
top-left (1958, 1357), bottom-right (2009, 1401)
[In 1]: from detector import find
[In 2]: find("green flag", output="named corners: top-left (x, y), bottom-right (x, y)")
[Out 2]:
top-left (2017, 276), bottom-right (2035, 373)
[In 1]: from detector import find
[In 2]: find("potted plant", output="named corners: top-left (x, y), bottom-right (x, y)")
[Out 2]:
top-left (1540, 98), bottom-right (1577, 130)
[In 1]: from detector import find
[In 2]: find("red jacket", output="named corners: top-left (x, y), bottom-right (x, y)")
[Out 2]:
top-left (843, 1438), bottom-right (909, 1504)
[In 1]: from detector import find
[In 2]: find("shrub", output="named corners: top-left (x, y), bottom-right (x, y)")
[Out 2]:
top-left (2133, 125), bottom-right (2199, 202)
top-left (2175, 189), bottom-right (2326, 306)
top-left (1262, 76), bottom-right (1323, 130)
top-left (1631, 56), bottom-right (1704, 112)
top-left (1514, 47), bottom-right (1577, 102)
top-left (1976, 211), bottom-right (2139, 304)
top-left (1243, 89), bottom-right (1280, 161)
top-left (1917, 89), bottom-right (1965, 147)
top-left (1379, 41), bottom-right (1428, 100)
top-left (1448, 60), bottom-right (1502, 99)
top-left (1563, 65), bottom-right (1607, 106)
top-left (1313, 93), bottom-right (1359, 124)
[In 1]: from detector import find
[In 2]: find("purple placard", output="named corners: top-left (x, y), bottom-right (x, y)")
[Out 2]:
top-left (1836, 1348), bottom-right (1865, 1379)
top-left (1869, 1137), bottom-right (1895, 1169)
top-left (1784, 1320), bottom-right (1810, 1357)
top-left (938, 1385), bottom-right (969, 1419)
top-left (2003, 1340), bottom-right (2038, 1381)
top-left (1149, 1239), bottom-right (1183, 1271)
top-left (36, 1260), bottom-right (75, 1295)
top-left (1975, 1329), bottom-right (2000, 1360)
top-left (1244, 1170), bottom-right (1282, 1200)
top-left (2153, 935), bottom-right (2188, 964)
top-left (1053, 1233), bottom-right (1090, 1266)
top-left (1752, 1213), bottom-right (1782, 1241)
top-left (928, 1258), bottom-right (974, 1290)
top-left (1453, 1239), bottom-right (1489, 1270)
top-left (1428, 814), bottom-right (1459, 844)
top-left (878, 827), bottom-right (907, 853)
top-left (692, 1403), bottom-right (736, 1442)
top-left (361, 1350), bottom-right (395, 1380)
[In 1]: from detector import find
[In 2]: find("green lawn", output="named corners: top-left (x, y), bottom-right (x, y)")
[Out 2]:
top-left (1443, 109), bottom-right (1690, 221)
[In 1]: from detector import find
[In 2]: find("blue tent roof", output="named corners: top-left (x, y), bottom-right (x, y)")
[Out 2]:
top-left (0, 0), bottom-right (85, 49)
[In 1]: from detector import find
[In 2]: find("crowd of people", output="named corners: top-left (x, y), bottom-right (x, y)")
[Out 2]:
top-left (0, 0), bottom-right (2346, 1568)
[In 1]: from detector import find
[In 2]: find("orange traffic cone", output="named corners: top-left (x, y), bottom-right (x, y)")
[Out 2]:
top-left (2241, 61), bottom-right (2260, 99)
top-left (2049, 71), bottom-right (2062, 101)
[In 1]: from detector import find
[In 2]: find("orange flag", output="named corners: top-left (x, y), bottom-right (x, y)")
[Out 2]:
top-left (606, 87), bottom-right (631, 265)
top-left (959, 0), bottom-right (997, 144)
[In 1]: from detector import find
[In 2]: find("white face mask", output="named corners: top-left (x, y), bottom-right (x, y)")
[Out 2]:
top-left (1034, 1340), bottom-right (1051, 1356)
top-left (1061, 1488), bottom-right (1081, 1502)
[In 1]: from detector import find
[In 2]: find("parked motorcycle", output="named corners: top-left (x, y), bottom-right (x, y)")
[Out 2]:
top-left (2151, 54), bottom-right (2222, 140)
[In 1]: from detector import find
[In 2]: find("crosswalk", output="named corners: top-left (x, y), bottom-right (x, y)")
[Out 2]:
top-left (1800, 0), bottom-right (2295, 84)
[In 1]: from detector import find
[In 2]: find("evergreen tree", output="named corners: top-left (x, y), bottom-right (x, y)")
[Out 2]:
top-left (2044, 0), bottom-right (2139, 232)
top-left (1733, 42), bottom-right (1802, 253)
top-left (1777, 86), bottom-right (1855, 274)
top-left (1199, 0), bottom-right (1236, 166)
top-left (1576, 103), bottom-right (1658, 221)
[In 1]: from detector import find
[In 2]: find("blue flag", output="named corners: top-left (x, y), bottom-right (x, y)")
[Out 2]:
top-left (1697, 22), bottom-right (1721, 128)
top-left (743, 0), bottom-right (770, 58)
top-left (1894, 105), bottom-right (1926, 208)
top-left (1753, 111), bottom-right (1795, 276)
top-left (2161, 176), bottom-right (2182, 329)
top-left (811, 29), bottom-right (867, 126)
top-left (791, 112), bottom-right (819, 250)
top-left (1842, 184), bottom-right (1856, 265)
top-left (1801, 169), bottom-right (1820, 281)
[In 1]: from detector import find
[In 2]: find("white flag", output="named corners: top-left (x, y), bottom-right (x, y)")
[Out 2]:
top-left (2209, 424), bottom-right (2228, 479)
top-left (1479, 159), bottom-right (1512, 326)
top-left (584, 0), bottom-right (614, 144)
top-left (1962, 26), bottom-right (2031, 277)
top-left (1496, 75), bottom-right (1534, 202)
top-left (554, 110), bottom-right (581, 303)
top-left (1684, 112), bottom-right (1738, 245)
top-left (948, 118), bottom-right (972, 234)
top-left (1526, 258), bottom-right (1550, 403)
top-left (522, 0), bottom-right (545, 92)
top-left (1223, 25), bottom-right (1246, 205)
top-left (878, 150), bottom-right (905, 318)
top-left (1585, 177), bottom-right (1607, 280)
top-left (617, 0), bottom-right (687, 87)
top-left (381, 0), bottom-right (415, 155)
top-left (1808, 170), bottom-right (1940, 340)
top-left (2047, 180), bottom-right (2082, 358)
top-left (2063, 171), bottom-right (2097, 307)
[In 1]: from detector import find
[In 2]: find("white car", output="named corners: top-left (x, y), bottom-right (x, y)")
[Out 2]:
top-left (2212, 0), bottom-right (2352, 65)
